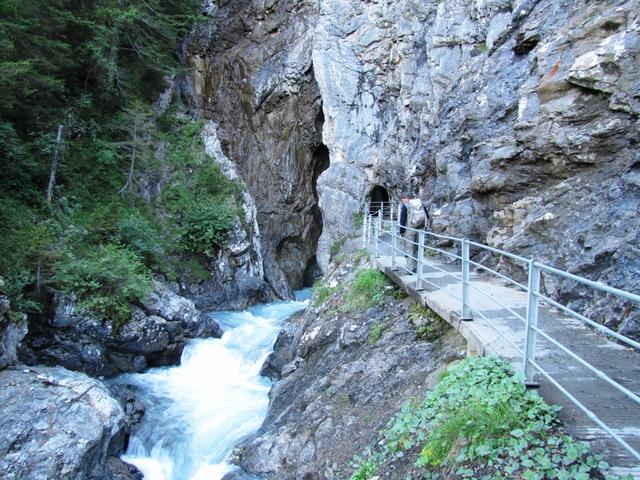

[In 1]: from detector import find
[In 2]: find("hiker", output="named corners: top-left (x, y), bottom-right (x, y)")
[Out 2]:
top-left (398, 192), bottom-right (429, 273)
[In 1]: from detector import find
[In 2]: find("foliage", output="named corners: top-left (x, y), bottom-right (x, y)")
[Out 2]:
top-left (180, 199), bottom-right (235, 257)
top-left (368, 322), bottom-right (388, 344)
top-left (54, 244), bottom-right (152, 326)
top-left (313, 279), bottom-right (338, 307)
top-left (330, 237), bottom-right (347, 258)
top-left (0, 1), bottom-right (242, 324)
top-left (410, 303), bottom-right (450, 341)
top-left (352, 212), bottom-right (364, 228)
top-left (353, 248), bottom-right (370, 263)
top-left (341, 269), bottom-right (391, 312)
top-left (349, 357), bottom-right (627, 480)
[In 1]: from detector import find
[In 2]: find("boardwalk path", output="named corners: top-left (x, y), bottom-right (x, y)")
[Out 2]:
top-left (371, 243), bottom-right (640, 477)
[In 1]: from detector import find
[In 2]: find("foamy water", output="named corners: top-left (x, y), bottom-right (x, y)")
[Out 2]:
top-left (113, 291), bottom-right (310, 480)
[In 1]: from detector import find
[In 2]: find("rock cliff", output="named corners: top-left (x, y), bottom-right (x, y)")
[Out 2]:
top-left (186, 0), bottom-right (638, 332)
top-left (226, 257), bottom-right (466, 480)
top-left (184, 0), bottom-right (327, 298)
top-left (315, 0), bottom-right (639, 334)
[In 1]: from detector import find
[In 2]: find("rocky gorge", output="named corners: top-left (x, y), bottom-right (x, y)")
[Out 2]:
top-left (184, 0), bottom-right (639, 336)
top-left (1, 0), bottom-right (639, 478)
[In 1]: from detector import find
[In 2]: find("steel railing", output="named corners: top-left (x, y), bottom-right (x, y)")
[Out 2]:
top-left (362, 204), bottom-right (640, 463)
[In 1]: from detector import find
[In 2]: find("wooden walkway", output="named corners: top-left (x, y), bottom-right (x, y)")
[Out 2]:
top-left (373, 252), bottom-right (640, 477)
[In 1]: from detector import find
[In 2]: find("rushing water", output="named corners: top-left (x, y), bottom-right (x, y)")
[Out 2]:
top-left (113, 290), bottom-right (311, 480)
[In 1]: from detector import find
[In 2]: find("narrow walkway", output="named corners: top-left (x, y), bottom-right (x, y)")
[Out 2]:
top-left (373, 250), bottom-right (640, 477)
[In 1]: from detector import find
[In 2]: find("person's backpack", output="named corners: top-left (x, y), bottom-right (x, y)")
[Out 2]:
top-left (407, 199), bottom-right (428, 228)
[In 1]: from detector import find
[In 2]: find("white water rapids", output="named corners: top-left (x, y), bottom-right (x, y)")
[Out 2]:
top-left (113, 291), bottom-right (310, 480)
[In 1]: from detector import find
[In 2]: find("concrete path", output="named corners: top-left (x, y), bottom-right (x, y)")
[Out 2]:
top-left (372, 250), bottom-right (640, 477)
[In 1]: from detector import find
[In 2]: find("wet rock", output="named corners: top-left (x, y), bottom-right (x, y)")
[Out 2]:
top-left (0, 365), bottom-right (138, 479)
top-left (108, 384), bottom-right (146, 428)
top-left (21, 282), bottom-right (223, 377)
top-left (0, 286), bottom-right (27, 370)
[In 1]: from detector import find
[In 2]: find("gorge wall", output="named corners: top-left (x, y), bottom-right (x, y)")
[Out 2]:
top-left (187, 0), bottom-right (639, 333)
top-left (184, 0), bottom-right (328, 298)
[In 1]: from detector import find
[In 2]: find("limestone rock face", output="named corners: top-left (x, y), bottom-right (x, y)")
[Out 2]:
top-left (311, 0), bottom-right (640, 331)
top-left (21, 282), bottom-right (222, 377)
top-left (184, 0), bottom-right (326, 298)
top-left (0, 365), bottom-right (139, 480)
top-left (185, 1), bottom-right (639, 320)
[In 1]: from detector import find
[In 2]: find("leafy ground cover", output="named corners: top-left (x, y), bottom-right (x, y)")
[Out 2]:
top-left (350, 356), bottom-right (631, 480)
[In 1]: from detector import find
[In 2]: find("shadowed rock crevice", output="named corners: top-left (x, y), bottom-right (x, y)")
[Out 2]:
top-left (185, 0), bottom-right (324, 297)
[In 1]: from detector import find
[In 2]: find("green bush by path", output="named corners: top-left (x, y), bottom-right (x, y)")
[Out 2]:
top-left (350, 356), bottom-right (629, 480)
top-left (341, 269), bottom-right (390, 312)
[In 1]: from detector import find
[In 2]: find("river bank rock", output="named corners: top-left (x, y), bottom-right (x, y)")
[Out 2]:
top-left (227, 257), bottom-right (466, 479)
top-left (0, 285), bottom-right (27, 370)
top-left (0, 365), bottom-right (140, 480)
top-left (20, 281), bottom-right (222, 377)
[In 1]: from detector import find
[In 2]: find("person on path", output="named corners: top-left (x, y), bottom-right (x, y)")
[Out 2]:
top-left (398, 192), bottom-right (429, 273)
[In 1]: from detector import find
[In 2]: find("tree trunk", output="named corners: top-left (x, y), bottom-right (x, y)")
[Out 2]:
top-left (119, 116), bottom-right (138, 194)
top-left (46, 124), bottom-right (64, 205)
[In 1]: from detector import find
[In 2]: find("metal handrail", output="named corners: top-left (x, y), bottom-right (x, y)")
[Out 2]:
top-left (363, 202), bottom-right (640, 463)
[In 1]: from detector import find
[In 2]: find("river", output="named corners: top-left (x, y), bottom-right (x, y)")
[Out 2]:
top-left (112, 290), bottom-right (311, 480)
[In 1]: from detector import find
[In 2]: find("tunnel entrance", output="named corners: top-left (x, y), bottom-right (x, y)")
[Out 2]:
top-left (368, 185), bottom-right (390, 215)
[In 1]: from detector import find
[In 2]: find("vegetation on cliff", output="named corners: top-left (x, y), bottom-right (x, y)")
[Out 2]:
top-left (0, 1), bottom-right (238, 322)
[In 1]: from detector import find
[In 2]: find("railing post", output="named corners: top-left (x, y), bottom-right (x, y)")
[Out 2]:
top-left (373, 211), bottom-right (381, 258)
top-left (391, 225), bottom-right (397, 270)
top-left (416, 230), bottom-right (425, 290)
top-left (362, 203), bottom-right (369, 247)
top-left (524, 259), bottom-right (541, 385)
top-left (461, 239), bottom-right (472, 321)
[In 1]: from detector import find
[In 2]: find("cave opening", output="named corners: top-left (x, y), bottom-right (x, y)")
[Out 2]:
top-left (368, 185), bottom-right (390, 215)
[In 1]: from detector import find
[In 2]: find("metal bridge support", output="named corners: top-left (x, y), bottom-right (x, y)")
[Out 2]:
top-left (391, 224), bottom-right (397, 269)
top-left (416, 230), bottom-right (425, 290)
top-left (362, 203), bottom-right (369, 248)
top-left (461, 239), bottom-right (472, 321)
top-left (374, 211), bottom-right (381, 258)
top-left (524, 260), bottom-right (541, 385)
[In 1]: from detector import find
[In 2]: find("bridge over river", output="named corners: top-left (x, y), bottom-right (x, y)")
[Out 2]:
top-left (363, 203), bottom-right (640, 477)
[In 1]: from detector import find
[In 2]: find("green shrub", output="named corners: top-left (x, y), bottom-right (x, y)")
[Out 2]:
top-left (353, 248), bottom-right (370, 263)
top-left (54, 244), bottom-right (152, 326)
top-left (368, 322), bottom-right (388, 344)
top-left (350, 459), bottom-right (378, 480)
top-left (342, 269), bottom-right (390, 311)
top-left (330, 237), bottom-right (346, 258)
top-left (180, 198), bottom-right (234, 257)
top-left (116, 211), bottom-right (164, 264)
top-left (350, 357), bottom-right (625, 479)
top-left (313, 279), bottom-right (338, 306)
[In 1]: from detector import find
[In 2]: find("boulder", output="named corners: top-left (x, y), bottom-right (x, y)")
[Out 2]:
top-left (0, 365), bottom-right (140, 479)
top-left (0, 286), bottom-right (27, 370)
top-left (21, 282), bottom-right (222, 377)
